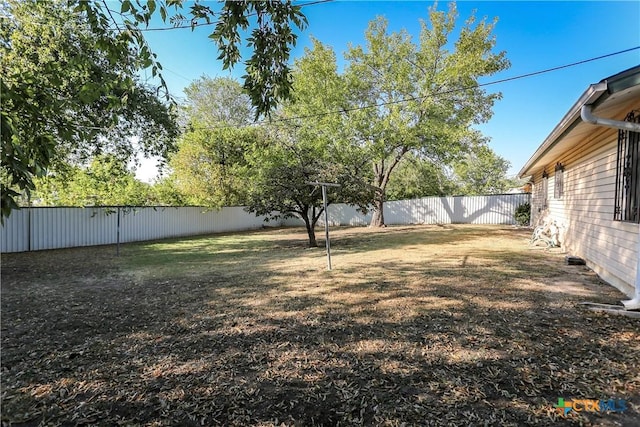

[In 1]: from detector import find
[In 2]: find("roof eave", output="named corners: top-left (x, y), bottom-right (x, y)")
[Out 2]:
top-left (517, 82), bottom-right (608, 178)
top-left (518, 65), bottom-right (640, 179)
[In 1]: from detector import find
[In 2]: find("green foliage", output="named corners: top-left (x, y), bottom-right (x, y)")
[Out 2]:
top-left (124, 0), bottom-right (307, 118)
top-left (1, 0), bottom-right (178, 219)
top-left (33, 155), bottom-right (153, 206)
top-left (453, 145), bottom-right (513, 195)
top-left (218, 1), bottom-right (308, 118)
top-left (148, 176), bottom-right (188, 206)
top-left (170, 125), bottom-right (260, 207)
top-left (386, 155), bottom-right (458, 200)
top-left (168, 42), bottom-right (373, 245)
top-left (244, 125), bottom-right (373, 247)
top-left (240, 41), bottom-right (374, 246)
top-left (182, 76), bottom-right (254, 127)
top-left (169, 77), bottom-right (258, 207)
top-left (514, 202), bottom-right (531, 226)
top-left (1, 0), bottom-right (307, 219)
top-left (342, 4), bottom-right (510, 225)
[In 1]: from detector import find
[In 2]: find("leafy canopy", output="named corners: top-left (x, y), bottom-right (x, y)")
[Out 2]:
top-left (169, 76), bottom-right (257, 207)
top-left (170, 125), bottom-right (260, 207)
top-left (342, 4), bottom-right (510, 225)
top-left (243, 124), bottom-right (373, 247)
top-left (1, 0), bottom-right (308, 219)
top-left (118, 0), bottom-right (307, 117)
top-left (239, 41), bottom-right (374, 246)
top-left (170, 43), bottom-right (374, 246)
top-left (1, 0), bottom-right (178, 217)
top-left (33, 155), bottom-right (153, 207)
top-left (453, 145), bottom-right (515, 195)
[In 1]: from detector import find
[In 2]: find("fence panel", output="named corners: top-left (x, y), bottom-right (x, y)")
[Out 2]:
top-left (30, 208), bottom-right (117, 251)
top-left (285, 193), bottom-right (530, 227)
top-left (1, 209), bottom-right (29, 253)
top-left (118, 206), bottom-right (271, 243)
top-left (1, 194), bottom-right (530, 253)
top-left (1, 206), bottom-right (272, 253)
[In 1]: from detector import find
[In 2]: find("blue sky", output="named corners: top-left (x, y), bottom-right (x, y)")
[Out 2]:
top-left (137, 0), bottom-right (640, 180)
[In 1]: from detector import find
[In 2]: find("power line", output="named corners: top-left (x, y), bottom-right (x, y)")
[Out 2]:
top-left (254, 45), bottom-right (640, 126)
top-left (476, 46), bottom-right (640, 88)
top-left (45, 45), bottom-right (640, 134)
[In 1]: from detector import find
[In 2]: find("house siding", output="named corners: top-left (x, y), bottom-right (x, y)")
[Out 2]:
top-left (530, 170), bottom-right (548, 226)
top-left (530, 127), bottom-right (638, 297)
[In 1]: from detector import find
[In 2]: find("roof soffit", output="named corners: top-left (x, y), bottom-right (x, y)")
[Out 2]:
top-left (518, 66), bottom-right (640, 178)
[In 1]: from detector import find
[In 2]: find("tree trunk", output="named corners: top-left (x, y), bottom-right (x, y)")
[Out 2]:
top-left (370, 195), bottom-right (385, 227)
top-left (369, 151), bottom-right (406, 227)
top-left (302, 214), bottom-right (318, 247)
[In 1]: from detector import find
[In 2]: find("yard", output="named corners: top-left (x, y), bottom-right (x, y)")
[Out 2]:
top-left (1, 225), bottom-right (638, 426)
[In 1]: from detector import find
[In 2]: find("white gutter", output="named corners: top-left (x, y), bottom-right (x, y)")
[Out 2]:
top-left (518, 83), bottom-right (608, 178)
top-left (519, 66), bottom-right (640, 309)
top-left (580, 104), bottom-right (640, 132)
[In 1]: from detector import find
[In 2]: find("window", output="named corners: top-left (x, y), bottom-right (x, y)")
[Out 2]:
top-left (541, 170), bottom-right (549, 209)
top-left (614, 111), bottom-right (640, 223)
top-left (554, 163), bottom-right (564, 199)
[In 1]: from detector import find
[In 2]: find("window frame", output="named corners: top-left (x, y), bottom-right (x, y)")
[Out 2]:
top-left (541, 170), bottom-right (549, 209)
top-left (554, 162), bottom-right (564, 199)
top-left (614, 111), bottom-right (640, 223)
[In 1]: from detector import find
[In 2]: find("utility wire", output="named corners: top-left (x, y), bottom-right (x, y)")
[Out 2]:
top-left (476, 46), bottom-right (640, 88)
top-left (58, 45), bottom-right (639, 134)
top-left (273, 46), bottom-right (640, 124)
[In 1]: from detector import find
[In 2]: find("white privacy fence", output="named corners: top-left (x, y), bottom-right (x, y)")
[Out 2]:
top-left (1, 206), bottom-right (273, 253)
top-left (1, 193), bottom-right (530, 253)
top-left (283, 193), bottom-right (531, 227)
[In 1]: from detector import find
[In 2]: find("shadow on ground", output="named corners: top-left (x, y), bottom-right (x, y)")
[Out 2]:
top-left (1, 225), bottom-right (638, 426)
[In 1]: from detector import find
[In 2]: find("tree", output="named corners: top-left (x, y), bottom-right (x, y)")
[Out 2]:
top-left (182, 76), bottom-right (254, 127)
top-left (167, 0), bottom-right (308, 117)
top-left (343, 4), bottom-right (510, 226)
top-left (386, 154), bottom-right (458, 200)
top-left (453, 145), bottom-right (513, 195)
top-left (169, 76), bottom-right (257, 207)
top-left (91, 0), bottom-right (307, 117)
top-left (169, 125), bottom-right (259, 207)
top-left (169, 41), bottom-right (373, 246)
top-left (1, 0), bottom-right (178, 218)
top-left (33, 155), bottom-right (153, 206)
top-left (1, 0), bottom-right (308, 220)
top-left (244, 126), bottom-right (371, 247)
top-left (148, 176), bottom-right (188, 206)
top-left (244, 42), bottom-right (373, 247)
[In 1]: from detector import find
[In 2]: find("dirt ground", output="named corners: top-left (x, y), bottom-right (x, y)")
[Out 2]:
top-left (1, 225), bottom-right (639, 426)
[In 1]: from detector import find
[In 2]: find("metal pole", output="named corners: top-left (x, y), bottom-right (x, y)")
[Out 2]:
top-left (27, 206), bottom-right (32, 252)
top-left (116, 207), bottom-right (121, 257)
top-left (322, 185), bottom-right (332, 270)
top-left (306, 182), bottom-right (340, 271)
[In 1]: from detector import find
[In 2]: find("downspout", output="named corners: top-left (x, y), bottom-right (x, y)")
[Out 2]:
top-left (624, 228), bottom-right (640, 310)
top-left (580, 104), bottom-right (640, 132)
top-left (580, 103), bottom-right (640, 309)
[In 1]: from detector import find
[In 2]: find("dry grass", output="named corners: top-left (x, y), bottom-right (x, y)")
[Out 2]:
top-left (1, 224), bottom-right (638, 426)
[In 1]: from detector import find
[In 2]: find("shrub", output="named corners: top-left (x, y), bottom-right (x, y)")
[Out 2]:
top-left (514, 202), bottom-right (531, 226)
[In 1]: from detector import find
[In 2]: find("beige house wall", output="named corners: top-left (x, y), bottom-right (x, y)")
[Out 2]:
top-left (530, 126), bottom-right (638, 297)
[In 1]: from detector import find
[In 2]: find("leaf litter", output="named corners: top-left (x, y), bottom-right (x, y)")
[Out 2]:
top-left (1, 225), bottom-right (638, 426)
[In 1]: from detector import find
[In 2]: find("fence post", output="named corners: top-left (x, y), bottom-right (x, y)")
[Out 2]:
top-left (116, 207), bottom-right (121, 256)
top-left (27, 207), bottom-right (32, 252)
